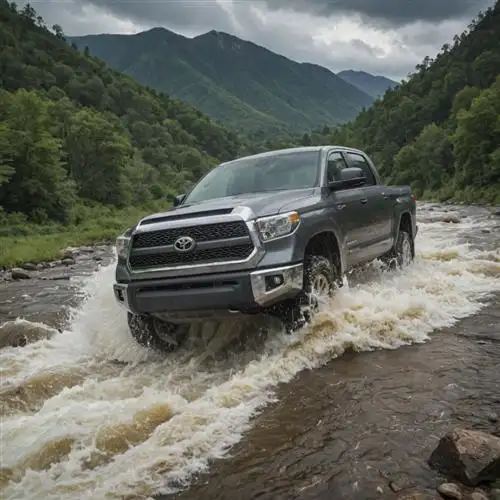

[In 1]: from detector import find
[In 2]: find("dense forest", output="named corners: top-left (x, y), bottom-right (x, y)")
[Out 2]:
top-left (0, 0), bottom-right (247, 236)
top-left (269, 1), bottom-right (500, 204)
top-left (70, 28), bottom-right (374, 140)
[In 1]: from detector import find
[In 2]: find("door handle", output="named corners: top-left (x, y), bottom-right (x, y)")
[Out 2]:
top-left (360, 198), bottom-right (368, 204)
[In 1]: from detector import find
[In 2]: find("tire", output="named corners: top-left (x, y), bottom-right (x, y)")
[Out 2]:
top-left (382, 229), bottom-right (414, 270)
top-left (127, 313), bottom-right (187, 352)
top-left (281, 255), bottom-right (338, 333)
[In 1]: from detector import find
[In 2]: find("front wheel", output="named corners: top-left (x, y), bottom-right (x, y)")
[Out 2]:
top-left (280, 255), bottom-right (338, 333)
top-left (127, 313), bottom-right (187, 352)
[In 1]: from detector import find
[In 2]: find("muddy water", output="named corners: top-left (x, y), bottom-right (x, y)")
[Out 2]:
top-left (1, 203), bottom-right (499, 500)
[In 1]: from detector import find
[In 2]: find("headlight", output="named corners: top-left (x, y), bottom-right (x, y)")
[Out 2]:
top-left (256, 211), bottom-right (301, 242)
top-left (116, 232), bottom-right (132, 259)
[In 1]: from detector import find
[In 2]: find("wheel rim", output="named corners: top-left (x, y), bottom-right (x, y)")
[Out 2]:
top-left (307, 273), bottom-right (332, 313)
top-left (401, 236), bottom-right (413, 267)
top-left (311, 274), bottom-right (331, 296)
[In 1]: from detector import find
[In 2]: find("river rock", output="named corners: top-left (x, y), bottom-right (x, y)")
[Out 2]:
top-left (437, 483), bottom-right (462, 499)
top-left (429, 428), bottom-right (500, 486)
top-left (442, 216), bottom-right (461, 224)
top-left (20, 262), bottom-right (37, 271)
top-left (11, 268), bottom-right (31, 280)
top-left (61, 258), bottom-right (76, 266)
top-left (470, 490), bottom-right (489, 500)
top-left (397, 493), bottom-right (436, 500)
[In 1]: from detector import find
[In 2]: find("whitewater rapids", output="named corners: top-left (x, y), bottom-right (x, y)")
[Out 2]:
top-left (0, 203), bottom-right (499, 500)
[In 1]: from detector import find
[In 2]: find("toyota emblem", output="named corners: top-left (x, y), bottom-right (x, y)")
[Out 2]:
top-left (173, 236), bottom-right (196, 252)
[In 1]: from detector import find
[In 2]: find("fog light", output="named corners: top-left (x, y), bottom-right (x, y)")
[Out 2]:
top-left (265, 274), bottom-right (284, 291)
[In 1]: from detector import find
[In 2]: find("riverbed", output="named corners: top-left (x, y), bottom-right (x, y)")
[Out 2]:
top-left (0, 203), bottom-right (499, 500)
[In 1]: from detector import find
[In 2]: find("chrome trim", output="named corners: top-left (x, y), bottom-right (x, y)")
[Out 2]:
top-left (125, 206), bottom-right (265, 279)
top-left (250, 263), bottom-right (304, 306)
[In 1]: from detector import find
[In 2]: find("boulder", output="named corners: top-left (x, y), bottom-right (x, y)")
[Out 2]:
top-left (470, 490), bottom-right (489, 500)
top-left (20, 262), bottom-right (37, 271)
top-left (429, 428), bottom-right (500, 486)
top-left (442, 216), bottom-right (461, 224)
top-left (437, 483), bottom-right (462, 499)
top-left (11, 268), bottom-right (31, 280)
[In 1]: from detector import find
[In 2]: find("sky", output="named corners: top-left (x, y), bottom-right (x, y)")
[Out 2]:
top-left (20, 0), bottom-right (496, 81)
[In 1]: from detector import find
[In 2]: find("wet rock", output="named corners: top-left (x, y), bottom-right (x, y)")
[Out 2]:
top-left (492, 210), bottom-right (500, 216)
top-left (470, 490), bottom-right (489, 500)
top-left (11, 268), bottom-right (31, 280)
top-left (79, 246), bottom-right (94, 253)
top-left (437, 483), bottom-right (462, 499)
top-left (488, 413), bottom-right (499, 423)
top-left (481, 229), bottom-right (491, 234)
top-left (48, 275), bottom-right (70, 281)
top-left (21, 262), bottom-right (37, 271)
top-left (93, 255), bottom-right (103, 261)
top-left (442, 216), bottom-right (461, 224)
top-left (397, 493), bottom-right (436, 500)
top-left (429, 428), bottom-right (500, 486)
top-left (61, 258), bottom-right (75, 266)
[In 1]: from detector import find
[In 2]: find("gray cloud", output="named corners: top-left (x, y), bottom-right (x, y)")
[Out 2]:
top-left (264, 0), bottom-right (494, 26)
top-left (19, 0), bottom-right (497, 81)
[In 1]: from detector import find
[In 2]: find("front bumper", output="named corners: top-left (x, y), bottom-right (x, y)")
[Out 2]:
top-left (113, 263), bottom-right (303, 319)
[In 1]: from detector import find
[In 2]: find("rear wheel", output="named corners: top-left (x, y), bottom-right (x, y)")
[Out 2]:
top-left (127, 313), bottom-right (188, 352)
top-left (382, 229), bottom-right (414, 270)
top-left (281, 255), bottom-right (338, 333)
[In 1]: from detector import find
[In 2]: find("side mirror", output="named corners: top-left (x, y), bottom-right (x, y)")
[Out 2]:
top-left (173, 194), bottom-right (186, 207)
top-left (328, 167), bottom-right (366, 191)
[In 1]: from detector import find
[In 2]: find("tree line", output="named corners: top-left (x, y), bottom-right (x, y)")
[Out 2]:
top-left (0, 0), bottom-right (248, 232)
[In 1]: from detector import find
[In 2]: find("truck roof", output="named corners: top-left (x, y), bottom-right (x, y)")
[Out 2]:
top-left (220, 145), bottom-right (367, 166)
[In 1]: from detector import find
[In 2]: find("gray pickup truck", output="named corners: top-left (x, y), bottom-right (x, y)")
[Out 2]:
top-left (113, 146), bottom-right (417, 351)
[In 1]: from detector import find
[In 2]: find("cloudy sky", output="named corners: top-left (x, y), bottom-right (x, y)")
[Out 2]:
top-left (22, 0), bottom-right (495, 80)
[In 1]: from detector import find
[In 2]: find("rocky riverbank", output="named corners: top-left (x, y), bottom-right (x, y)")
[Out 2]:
top-left (0, 244), bottom-right (115, 346)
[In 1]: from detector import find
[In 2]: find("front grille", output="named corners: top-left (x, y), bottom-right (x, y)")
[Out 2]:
top-left (129, 244), bottom-right (254, 269)
top-left (132, 221), bottom-right (249, 249)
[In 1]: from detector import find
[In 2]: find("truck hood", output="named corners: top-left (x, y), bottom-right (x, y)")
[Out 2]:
top-left (140, 188), bottom-right (317, 224)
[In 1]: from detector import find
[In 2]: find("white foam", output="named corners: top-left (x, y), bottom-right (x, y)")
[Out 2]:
top-left (1, 205), bottom-right (499, 499)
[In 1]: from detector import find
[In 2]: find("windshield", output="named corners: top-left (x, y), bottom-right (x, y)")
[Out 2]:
top-left (183, 150), bottom-right (321, 204)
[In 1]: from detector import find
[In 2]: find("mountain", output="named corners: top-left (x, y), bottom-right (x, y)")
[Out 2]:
top-left (337, 70), bottom-right (397, 98)
top-left (0, 0), bottom-right (245, 227)
top-left (68, 29), bottom-right (374, 139)
top-left (275, 1), bottom-right (500, 204)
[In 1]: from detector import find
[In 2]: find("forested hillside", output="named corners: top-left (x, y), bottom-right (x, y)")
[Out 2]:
top-left (69, 28), bottom-right (374, 140)
top-left (0, 0), bottom-right (245, 232)
top-left (277, 1), bottom-right (500, 204)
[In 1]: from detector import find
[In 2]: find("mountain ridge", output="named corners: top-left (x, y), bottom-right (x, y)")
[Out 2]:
top-left (337, 69), bottom-right (398, 98)
top-left (68, 27), bottom-right (375, 138)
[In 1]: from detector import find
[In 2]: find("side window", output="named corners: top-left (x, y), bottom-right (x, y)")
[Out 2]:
top-left (345, 152), bottom-right (376, 186)
top-left (327, 151), bottom-right (349, 182)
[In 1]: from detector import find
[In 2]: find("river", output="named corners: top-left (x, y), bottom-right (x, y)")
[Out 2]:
top-left (1, 203), bottom-right (499, 500)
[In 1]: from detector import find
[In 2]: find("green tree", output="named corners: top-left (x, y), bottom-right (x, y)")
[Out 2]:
top-left (453, 77), bottom-right (500, 187)
top-left (65, 108), bottom-right (134, 206)
top-left (0, 89), bottom-right (75, 221)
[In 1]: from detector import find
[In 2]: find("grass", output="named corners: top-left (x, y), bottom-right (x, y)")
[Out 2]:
top-left (0, 203), bottom-right (167, 268)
